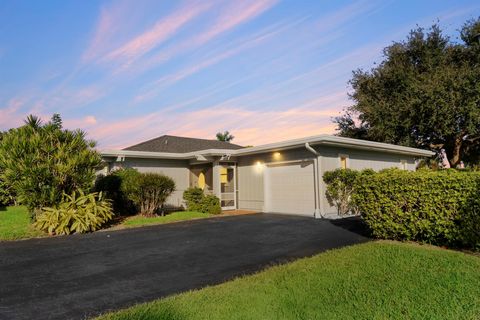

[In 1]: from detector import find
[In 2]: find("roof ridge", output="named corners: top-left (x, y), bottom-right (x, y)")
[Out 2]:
top-left (123, 134), bottom-right (243, 152)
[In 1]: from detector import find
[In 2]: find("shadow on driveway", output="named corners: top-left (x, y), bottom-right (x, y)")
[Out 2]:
top-left (0, 213), bottom-right (369, 320)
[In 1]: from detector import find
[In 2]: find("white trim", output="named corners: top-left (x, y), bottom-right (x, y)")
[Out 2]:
top-left (219, 164), bottom-right (236, 210)
top-left (233, 135), bottom-right (435, 157)
top-left (400, 159), bottom-right (408, 170)
top-left (264, 158), bottom-right (314, 167)
top-left (101, 135), bottom-right (435, 160)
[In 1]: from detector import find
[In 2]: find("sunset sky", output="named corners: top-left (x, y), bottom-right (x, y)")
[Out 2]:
top-left (1, 0), bottom-right (478, 149)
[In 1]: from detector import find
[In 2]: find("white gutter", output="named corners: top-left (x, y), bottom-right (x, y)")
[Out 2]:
top-left (101, 135), bottom-right (435, 160)
top-left (233, 135), bottom-right (435, 157)
top-left (305, 143), bottom-right (322, 219)
top-left (101, 148), bottom-right (236, 160)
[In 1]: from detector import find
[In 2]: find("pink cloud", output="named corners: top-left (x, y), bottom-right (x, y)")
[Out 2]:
top-left (134, 22), bottom-right (287, 103)
top-left (127, 0), bottom-right (279, 77)
top-left (104, 2), bottom-right (210, 66)
top-left (82, 0), bottom-right (135, 62)
top-left (0, 98), bottom-right (24, 128)
top-left (88, 89), bottom-right (343, 149)
top-left (194, 0), bottom-right (278, 45)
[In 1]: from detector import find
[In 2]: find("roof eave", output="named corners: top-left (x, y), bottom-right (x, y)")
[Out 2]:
top-left (101, 148), bottom-right (238, 160)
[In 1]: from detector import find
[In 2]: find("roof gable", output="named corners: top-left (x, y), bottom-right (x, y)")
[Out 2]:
top-left (123, 135), bottom-right (243, 153)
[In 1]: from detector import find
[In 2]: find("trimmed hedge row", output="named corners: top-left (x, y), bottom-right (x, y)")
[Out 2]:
top-left (353, 169), bottom-right (480, 250)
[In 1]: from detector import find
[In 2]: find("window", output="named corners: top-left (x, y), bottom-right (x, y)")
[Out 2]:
top-left (339, 154), bottom-right (348, 169)
top-left (400, 160), bottom-right (407, 170)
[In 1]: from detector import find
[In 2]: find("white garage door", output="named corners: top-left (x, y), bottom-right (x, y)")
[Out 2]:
top-left (264, 161), bottom-right (315, 216)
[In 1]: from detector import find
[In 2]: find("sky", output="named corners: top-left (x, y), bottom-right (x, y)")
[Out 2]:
top-left (0, 0), bottom-right (479, 149)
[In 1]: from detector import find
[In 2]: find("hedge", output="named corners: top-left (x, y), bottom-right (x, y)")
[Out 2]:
top-left (353, 169), bottom-right (480, 250)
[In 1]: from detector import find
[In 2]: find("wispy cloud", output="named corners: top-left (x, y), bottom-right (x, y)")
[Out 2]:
top-left (84, 90), bottom-right (346, 149)
top-left (0, 98), bottom-right (24, 128)
top-left (127, 0), bottom-right (279, 75)
top-left (104, 1), bottom-right (210, 67)
top-left (134, 22), bottom-right (289, 102)
top-left (317, 0), bottom-right (386, 32)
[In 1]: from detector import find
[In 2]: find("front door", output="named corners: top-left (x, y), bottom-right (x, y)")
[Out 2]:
top-left (220, 165), bottom-right (236, 210)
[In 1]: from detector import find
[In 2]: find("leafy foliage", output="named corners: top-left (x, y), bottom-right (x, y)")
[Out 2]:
top-left (335, 19), bottom-right (480, 166)
top-left (353, 169), bottom-right (480, 250)
top-left (95, 168), bottom-right (141, 215)
top-left (216, 131), bottom-right (234, 142)
top-left (183, 187), bottom-right (204, 211)
top-left (34, 190), bottom-right (113, 235)
top-left (0, 114), bottom-right (101, 213)
top-left (200, 195), bottom-right (222, 215)
top-left (323, 169), bottom-right (357, 216)
top-left (96, 169), bottom-right (176, 216)
top-left (0, 179), bottom-right (14, 206)
top-left (183, 187), bottom-right (222, 214)
top-left (133, 173), bottom-right (175, 216)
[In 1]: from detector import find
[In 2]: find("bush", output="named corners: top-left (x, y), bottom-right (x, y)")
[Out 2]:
top-left (353, 169), bottom-right (480, 250)
top-left (0, 178), bottom-right (14, 206)
top-left (200, 195), bottom-right (222, 215)
top-left (323, 169), bottom-right (373, 215)
top-left (34, 189), bottom-right (113, 235)
top-left (0, 114), bottom-right (101, 213)
top-left (182, 187), bottom-right (222, 214)
top-left (133, 173), bottom-right (175, 216)
top-left (183, 187), bottom-right (204, 211)
top-left (95, 168), bottom-right (141, 215)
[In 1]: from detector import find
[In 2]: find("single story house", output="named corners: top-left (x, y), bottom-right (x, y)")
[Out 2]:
top-left (101, 134), bottom-right (434, 218)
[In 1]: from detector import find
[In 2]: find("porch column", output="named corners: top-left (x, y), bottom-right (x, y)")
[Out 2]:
top-left (212, 160), bottom-right (222, 199)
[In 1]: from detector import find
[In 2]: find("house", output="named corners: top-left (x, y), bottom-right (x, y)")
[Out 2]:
top-left (101, 134), bottom-right (434, 218)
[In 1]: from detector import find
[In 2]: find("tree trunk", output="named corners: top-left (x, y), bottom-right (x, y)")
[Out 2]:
top-left (450, 135), bottom-right (463, 167)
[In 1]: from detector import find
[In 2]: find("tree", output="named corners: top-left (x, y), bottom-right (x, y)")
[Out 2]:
top-left (0, 114), bottom-right (101, 214)
top-left (334, 19), bottom-right (480, 166)
top-left (216, 131), bottom-right (234, 142)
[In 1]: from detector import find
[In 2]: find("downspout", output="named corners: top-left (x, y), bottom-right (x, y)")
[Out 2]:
top-left (305, 143), bottom-right (322, 218)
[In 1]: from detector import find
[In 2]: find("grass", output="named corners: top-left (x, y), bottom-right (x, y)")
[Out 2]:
top-left (98, 241), bottom-right (480, 320)
top-left (119, 211), bottom-right (212, 228)
top-left (0, 206), bottom-right (44, 241)
top-left (0, 206), bottom-right (211, 240)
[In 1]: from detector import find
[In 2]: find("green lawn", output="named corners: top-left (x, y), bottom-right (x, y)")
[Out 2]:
top-left (0, 206), bottom-right (44, 241)
top-left (119, 211), bottom-right (212, 228)
top-left (98, 241), bottom-right (480, 320)
top-left (0, 206), bottom-right (211, 240)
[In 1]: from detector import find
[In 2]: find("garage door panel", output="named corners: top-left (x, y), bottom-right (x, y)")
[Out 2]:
top-left (265, 161), bottom-right (315, 216)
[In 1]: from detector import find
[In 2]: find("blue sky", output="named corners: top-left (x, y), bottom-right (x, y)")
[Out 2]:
top-left (0, 0), bottom-right (478, 148)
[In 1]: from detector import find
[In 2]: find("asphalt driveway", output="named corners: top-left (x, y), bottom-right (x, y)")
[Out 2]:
top-left (0, 213), bottom-right (368, 320)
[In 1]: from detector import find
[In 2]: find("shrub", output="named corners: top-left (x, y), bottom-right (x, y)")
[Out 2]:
top-left (0, 178), bottom-right (14, 206)
top-left (183, 187), bottom-right (204, 211)
top-left (200, 195), bottom-right (222, 215)
top-left (0, 114), bottom-right (101, 213)
top-left (133, 173), bottom-right (175, 216)
top-left (94, 168), bottom-right (141, 215)
top-left (34, 189), bottom-right (113, 235)
top-left (182, 187), bottom-right (222, 214)
top-left (323, 169), bottom-right (374, 215)
top-left (353, 169), bottom-right (480, 250)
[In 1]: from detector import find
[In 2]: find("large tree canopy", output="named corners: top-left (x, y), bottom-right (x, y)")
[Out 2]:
top-left (335, 19), bottom-right (480, 166)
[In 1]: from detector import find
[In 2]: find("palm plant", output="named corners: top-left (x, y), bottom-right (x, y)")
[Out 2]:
top-left (216, 131), bottom-right (234, 142)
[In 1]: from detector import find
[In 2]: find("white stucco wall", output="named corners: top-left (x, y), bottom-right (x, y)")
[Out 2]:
top-left (236, 145), bottom-right (420, 216)
top-left (236, 148), bottom-right (315, 211)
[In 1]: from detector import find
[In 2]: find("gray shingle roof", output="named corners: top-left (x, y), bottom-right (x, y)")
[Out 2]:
top-left (123, 135), bottom-right (244, 153)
